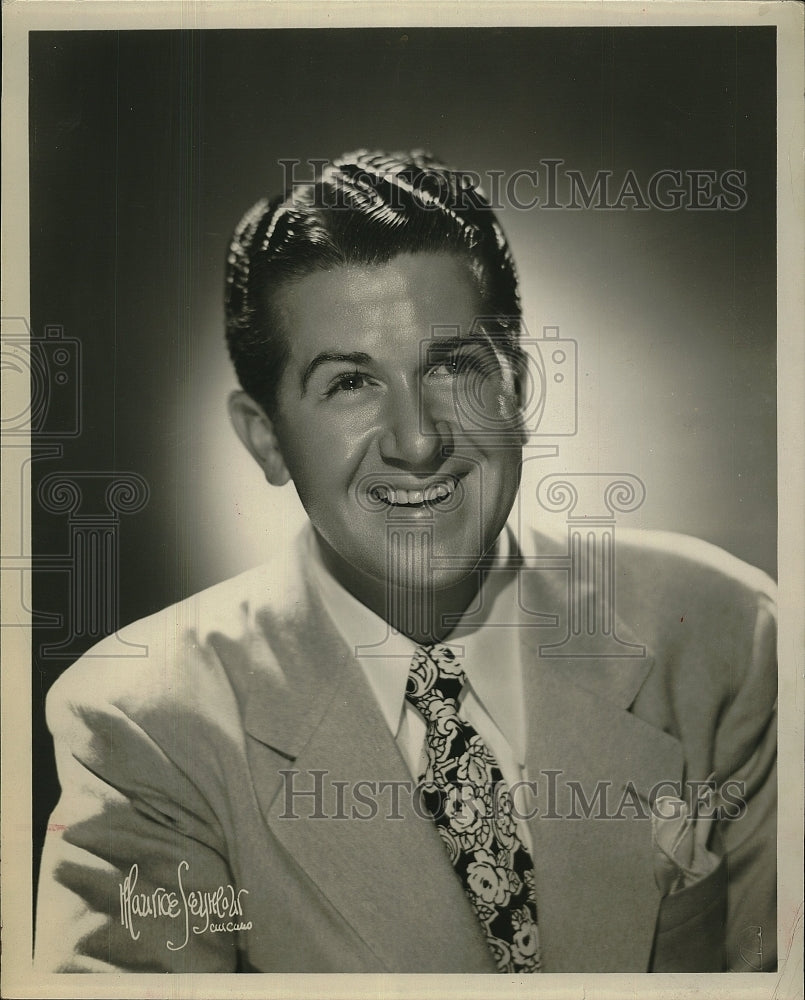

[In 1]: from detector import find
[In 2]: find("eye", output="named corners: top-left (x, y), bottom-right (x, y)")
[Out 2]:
top-left (324, 371), bottom-right (376, 397)
top-left (426, 347), bottom-right (490, 381)
top-left (427, 359), bottom-right (461, 380)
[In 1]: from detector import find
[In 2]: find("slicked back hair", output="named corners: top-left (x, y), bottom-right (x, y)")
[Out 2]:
top-left (225, 149), bottom-right (522, 417)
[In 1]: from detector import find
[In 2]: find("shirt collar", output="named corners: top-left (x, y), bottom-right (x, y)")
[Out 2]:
top-left (306, 524), bottom-right (526, 765)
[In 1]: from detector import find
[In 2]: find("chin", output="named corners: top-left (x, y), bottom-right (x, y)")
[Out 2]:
top-left (428, 568), bottom-right (484, 594)
top-left (387, 556), bottom-right (486, 593)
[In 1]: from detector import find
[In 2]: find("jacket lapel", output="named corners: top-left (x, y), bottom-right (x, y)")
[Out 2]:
top-left (242, 570), bottom-right (495, 973)
top-left (239, 529), bottom-right (683, 972)
top-left (518, 560), bottom-right (683, 972)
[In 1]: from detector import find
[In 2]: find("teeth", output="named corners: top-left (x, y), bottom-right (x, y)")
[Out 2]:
top-left (372, 480), bottom-right (455, 506)
top-left (429, 484), bottom-right (450, 501)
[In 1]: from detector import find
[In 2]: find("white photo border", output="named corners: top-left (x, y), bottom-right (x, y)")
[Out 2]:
top-left (2, 2), bottom-right (803, 998)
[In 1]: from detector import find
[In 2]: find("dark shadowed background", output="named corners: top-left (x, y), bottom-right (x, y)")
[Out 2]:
top-left (29, 27), bottom-right (776, 896)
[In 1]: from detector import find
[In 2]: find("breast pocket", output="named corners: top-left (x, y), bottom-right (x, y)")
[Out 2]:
top-left (650, 854), bottom-right (728, 972)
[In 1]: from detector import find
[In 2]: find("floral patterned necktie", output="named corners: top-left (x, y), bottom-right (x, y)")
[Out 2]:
top-left (406, 643), bottom-right (542, 973)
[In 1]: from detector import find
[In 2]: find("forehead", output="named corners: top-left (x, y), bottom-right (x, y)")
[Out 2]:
top-left (274, 252), bottom-right (484, 363)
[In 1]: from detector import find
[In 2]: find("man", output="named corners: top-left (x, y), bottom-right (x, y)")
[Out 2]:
top-left (35, 150), bottom-right (777, 973)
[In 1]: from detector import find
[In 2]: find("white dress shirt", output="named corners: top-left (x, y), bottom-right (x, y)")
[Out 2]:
top-left (306, 524), bottom-right (534, 850)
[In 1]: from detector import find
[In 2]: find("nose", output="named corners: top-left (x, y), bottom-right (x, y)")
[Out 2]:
top-left (378, 383), bottom-right (452, 468)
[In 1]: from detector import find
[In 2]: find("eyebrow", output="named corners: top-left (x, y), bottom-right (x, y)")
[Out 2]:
top-left (425, 334), bottom-right (504, 362)
top-left (301, 351), bottom-right (373, 393)
top-left (425, 335), bottom-right (478, 356)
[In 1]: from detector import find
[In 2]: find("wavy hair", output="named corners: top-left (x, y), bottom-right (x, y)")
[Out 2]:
top-left (224, 149), bottom-right (522, 416)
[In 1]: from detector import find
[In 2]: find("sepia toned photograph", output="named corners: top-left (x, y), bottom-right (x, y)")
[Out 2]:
top-left (2, 2), bottom-right (803, 997)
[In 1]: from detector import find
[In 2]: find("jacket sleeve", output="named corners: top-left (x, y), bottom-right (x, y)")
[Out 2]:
top-left (649, 588), bottom-right (778, 973)
top-left (717, 593), bottom-right (777, 972)
top-left (35, 666), bottom-right (241, 973)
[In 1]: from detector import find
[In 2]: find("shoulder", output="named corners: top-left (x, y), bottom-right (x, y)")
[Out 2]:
top-left (46, 530), bottom-right (312, 739)
top-left (609, 528), bottom-right (775, 602)
top-left (612, 529), bottom-right (776, 663)
top-left (516, 524), bottom-right (776, 698)
top-left (519, 523), bottom-right (775, 618)
top-left (608, 530), bottom-right (776, 659)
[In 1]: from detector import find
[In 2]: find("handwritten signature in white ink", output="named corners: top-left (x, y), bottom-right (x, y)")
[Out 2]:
top-left (118, 861), bottom-right (251, 950)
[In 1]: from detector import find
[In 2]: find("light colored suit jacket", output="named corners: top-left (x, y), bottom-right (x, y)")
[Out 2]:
top-left (35, 527), bottom-right (777, 973)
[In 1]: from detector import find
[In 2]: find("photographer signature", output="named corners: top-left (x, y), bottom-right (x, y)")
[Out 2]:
top-left (118, 860), bottom-right (251, 950)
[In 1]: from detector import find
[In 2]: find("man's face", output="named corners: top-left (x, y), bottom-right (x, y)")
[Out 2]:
top-left (269, 252), bottom-right (524, 605)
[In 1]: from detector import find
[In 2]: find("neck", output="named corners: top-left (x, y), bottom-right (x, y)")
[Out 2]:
top-left (315, 533), bottom-right (486, 645)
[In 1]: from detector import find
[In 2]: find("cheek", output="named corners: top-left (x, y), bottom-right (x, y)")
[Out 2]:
top-left (483, 451), bottom-right (522, 508)
top-left (278, 417), bottom-right (373, 506)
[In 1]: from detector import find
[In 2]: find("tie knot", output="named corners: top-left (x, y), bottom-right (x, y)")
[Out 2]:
top-left (405, 643), bottom-right (466, 708)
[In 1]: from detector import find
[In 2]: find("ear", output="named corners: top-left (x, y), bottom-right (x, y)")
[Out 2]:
top-left (227, 390), bottom-right (291, 487)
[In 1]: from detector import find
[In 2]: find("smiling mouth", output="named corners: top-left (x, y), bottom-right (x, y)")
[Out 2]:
top-left (370, 478), bottom-right (457, 507)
